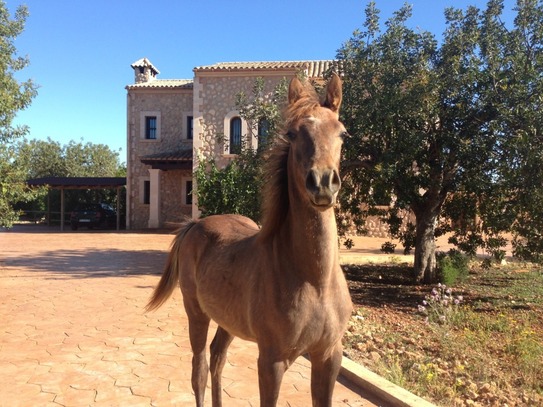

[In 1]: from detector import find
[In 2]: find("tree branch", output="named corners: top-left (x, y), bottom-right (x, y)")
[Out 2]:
top-left (341, 159), bottom-right (375, 171)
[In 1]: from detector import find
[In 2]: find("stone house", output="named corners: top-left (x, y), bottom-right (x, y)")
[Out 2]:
top-left (125, 58), bottom-right (333, 229)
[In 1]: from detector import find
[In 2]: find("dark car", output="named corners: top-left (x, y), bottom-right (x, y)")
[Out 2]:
top-left (70, 203), bottom-right (117, 230)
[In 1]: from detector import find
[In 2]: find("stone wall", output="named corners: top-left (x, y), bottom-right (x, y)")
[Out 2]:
top-left (191, 72), bottom-right (294, 218)
top-left (126, 67), bottom-right (417, 233)
top-left (161, 169), bottom-right (192, 224)
top-left (193, 73), bottom-right (290, 166)
top-left (361, 208), bottom-right (416, 238)
top-left (126, 88), bottom-right (193, 229)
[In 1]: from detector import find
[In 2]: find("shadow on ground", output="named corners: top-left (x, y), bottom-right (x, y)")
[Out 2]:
top-left (2, 248), bottom-right (167, 280)
top-left (343, 264), bottom-right (428, 313)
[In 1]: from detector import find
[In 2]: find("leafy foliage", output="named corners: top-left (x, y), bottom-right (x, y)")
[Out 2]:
top-left (12, 138), bottom-right (126, 221)
top-left (0, 1), bottom-right (39, 227)
top-left (15, 138), bottom-right (125, 179)
top-left (195, 78), bottom-right (288, 222)
top-left (336, 0), bottom-right (543, 280)
top-left (436, 250), bottom-right (470, 285)
top-left (195, 149), bottom-right (262, 221)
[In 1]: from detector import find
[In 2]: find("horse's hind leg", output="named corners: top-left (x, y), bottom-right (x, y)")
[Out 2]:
top-left (210, 326), bottom-right (234, 407)
top-left (309, 342), bottom-right (343, 407)
top-left (184, 297), bottom-right (211, 407)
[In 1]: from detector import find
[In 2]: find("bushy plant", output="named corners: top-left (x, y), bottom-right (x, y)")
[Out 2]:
top-left (195, 150), bottom-right (262, 221)
top-left (380, 241), bottom-right (396, 254)
top-left (343, 238), bottom-right (354, 249)
top-left (437, 250), bottom-right (470, 285)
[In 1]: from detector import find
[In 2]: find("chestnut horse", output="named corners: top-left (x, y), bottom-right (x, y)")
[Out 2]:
top-left (146, 74), bottom-right (352, 407)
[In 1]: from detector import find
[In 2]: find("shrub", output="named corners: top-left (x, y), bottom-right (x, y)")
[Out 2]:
top-left (343, 238), bottom-right (354, 249)
top-left (437, 250), bottom-right (470, 285)
top-left (381, 241), bottom-right (396, 254)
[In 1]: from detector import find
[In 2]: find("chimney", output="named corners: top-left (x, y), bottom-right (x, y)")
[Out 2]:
top-left (130, 58), bottom-right (160, 84)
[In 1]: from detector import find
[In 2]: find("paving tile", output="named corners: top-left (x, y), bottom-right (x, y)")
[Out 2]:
top-left (53, 386), bottom-right (97, 406)
top-left (0, 229), bottom-right (380, 407)
top-left (27, 371), bottom-right (66, 394)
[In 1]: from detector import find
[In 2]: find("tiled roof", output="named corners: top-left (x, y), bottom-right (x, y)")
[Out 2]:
top-left (193, 60), bottom-right (337, 78)
top-left (140, 149), bottom-right (193, 162)
top-left (126, 79), bottom-right (193, 90)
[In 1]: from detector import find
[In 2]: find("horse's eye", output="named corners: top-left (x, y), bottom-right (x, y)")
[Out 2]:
top-left (286, 131), bottom-right (296, 140)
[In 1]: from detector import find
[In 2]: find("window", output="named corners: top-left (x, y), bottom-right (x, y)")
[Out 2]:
top-left (143, 180), bottom-right (150, 204)
top-left (140, 111), bottom-right (160, 141)
top-left (257, 118), bottom-right (270, 150)
top-left (185, 180), bottom-right (193, 205)
top-left (145, 116), bottom-right (157, 140)
top-left (230, 117), bottom-right (242, 154)
top-left (223, 111), bottom-right (247, 154)
top-left (187, 116), bottom-right (193, 140)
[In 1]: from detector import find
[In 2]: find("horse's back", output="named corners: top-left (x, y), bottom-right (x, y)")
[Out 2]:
top-left (192, 214), bottom-right (258, 242)
top-left (177, 214), bottom-right (262, 338)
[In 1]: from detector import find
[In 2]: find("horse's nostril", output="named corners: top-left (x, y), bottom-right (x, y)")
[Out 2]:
top-left (306, 169), bottom-right (341, 206)
top-left (330, 170), bottom-right (341, 193)
top-left (306, 170), bottom-right (320, 192)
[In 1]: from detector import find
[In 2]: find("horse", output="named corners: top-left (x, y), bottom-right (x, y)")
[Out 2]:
top-left (146, 73), bottom-right (353, 407)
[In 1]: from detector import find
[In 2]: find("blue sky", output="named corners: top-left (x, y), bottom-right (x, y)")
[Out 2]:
top-left (9, 0), bottom-right (516, 164)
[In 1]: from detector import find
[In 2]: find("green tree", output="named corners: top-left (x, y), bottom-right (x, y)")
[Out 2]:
top-left (0, 1), bottom-right (38, 227)
top-left (14, 138), bottom-right (126, 220)
top-left (15, 138), bottom-right (65, 178)
top-left (63, 140), bottom-right (125, 177)
top-left (480, 0), bottom-right (543, 262)
top-left (337, 2), bottom-right (506, 282)
top-left (15, 138), bottom-right (125, 180)
top-left (195, 77), bottom-right (288, 221)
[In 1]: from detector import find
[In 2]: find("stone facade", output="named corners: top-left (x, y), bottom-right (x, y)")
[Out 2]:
top-left (126, 59), bottom-right (333, 228)
top-left (126, 59), bottom-right (194, 229)
top-left (364, 208), bottom-right (416, 238)
top-left (125, 58), bottom-right (415, 234)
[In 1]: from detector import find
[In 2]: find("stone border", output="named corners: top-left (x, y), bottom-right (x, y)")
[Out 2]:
top-left (340, 357), bottom-right (437, 407)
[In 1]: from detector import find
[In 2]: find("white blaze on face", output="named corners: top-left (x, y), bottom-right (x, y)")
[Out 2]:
top-left (307, 116), bottom-right (322, 125)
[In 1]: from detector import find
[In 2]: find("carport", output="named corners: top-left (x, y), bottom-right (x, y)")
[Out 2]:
top-left (27, 177), bottom-right (126, 232)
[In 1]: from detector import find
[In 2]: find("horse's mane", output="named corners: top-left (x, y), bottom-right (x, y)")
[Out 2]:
top-left (258, 81), bottom-right (321, 241)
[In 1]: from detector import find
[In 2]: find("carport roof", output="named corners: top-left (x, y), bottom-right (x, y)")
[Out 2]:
top-left (27, 177), bottom-right (126, 189)
top-left (140, 149), bottom-right (193, 170)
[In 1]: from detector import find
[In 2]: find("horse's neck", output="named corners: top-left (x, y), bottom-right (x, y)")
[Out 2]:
top-left (279, 205), bottom-right (340, 286)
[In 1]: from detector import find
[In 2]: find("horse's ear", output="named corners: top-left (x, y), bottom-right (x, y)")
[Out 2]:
top-left (323, 73), bottom-right (342, 113)
top-left (288, 77), bottom-right (305, 105)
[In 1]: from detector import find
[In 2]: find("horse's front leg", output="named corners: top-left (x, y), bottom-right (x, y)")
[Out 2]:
top-left (309, 341), bottom-right (343, 407)
top-left (257, 349), bottom-right (287, 407)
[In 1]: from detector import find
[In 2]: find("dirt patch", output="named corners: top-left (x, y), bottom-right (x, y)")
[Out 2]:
top-left (343, 261), bottom-right (543, 406)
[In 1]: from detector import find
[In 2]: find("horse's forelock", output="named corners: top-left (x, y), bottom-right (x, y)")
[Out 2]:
top-left (283, 83), bottom-right (321, 130)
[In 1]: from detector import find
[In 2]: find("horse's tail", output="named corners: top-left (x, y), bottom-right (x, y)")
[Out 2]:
top-left (145, 221), bottom-right (197, 312)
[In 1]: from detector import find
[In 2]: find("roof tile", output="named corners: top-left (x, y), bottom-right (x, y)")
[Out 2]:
top-left (193, 60), bottom-right (337, 78)
top-left (126, 79), bottom-right (193, 90)
top-left (140, 149), bottom-right (193, 162)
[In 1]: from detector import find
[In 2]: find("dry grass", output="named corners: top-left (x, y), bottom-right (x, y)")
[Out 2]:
top-left (342, 260), bottom-right (543, 406)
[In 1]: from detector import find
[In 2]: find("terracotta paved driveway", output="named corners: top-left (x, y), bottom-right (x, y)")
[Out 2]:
top-left (0, 225), bottom-right (381, 406)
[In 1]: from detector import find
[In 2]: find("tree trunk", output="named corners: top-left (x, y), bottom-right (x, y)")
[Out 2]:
top-left (413, 210), bottom-right (439, 283)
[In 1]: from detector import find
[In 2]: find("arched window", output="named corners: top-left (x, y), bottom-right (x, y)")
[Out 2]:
top-left (230, 117), bottom-right (242, 154)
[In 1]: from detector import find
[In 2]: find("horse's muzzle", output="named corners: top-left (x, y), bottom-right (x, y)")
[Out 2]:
top-left (305, 168), bottom-right (341, 207)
